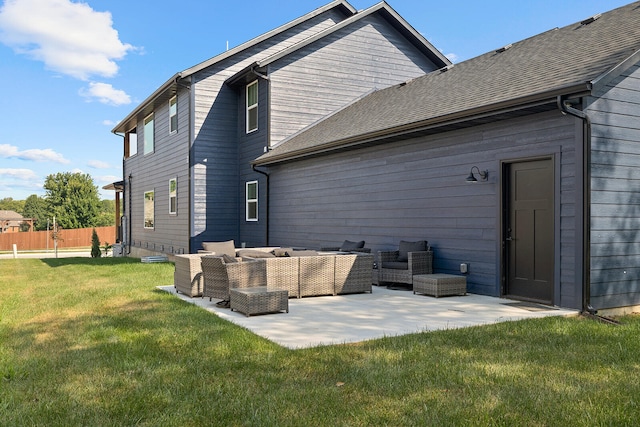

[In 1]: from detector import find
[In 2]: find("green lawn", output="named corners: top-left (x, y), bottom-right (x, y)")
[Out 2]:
top-left (1, 258), bottom-right (639, 426)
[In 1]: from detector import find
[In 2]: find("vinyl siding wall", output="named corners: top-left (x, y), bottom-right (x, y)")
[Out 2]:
top-left (587, 63), bottom-right (640, 309)
top-left (189, 9), bottom-right (348, 251)
top-left (123, 87), bottom-right (191, 254)
top-left (267, 111), bottom-right (581, 306)
top-left (268, 14), bottom-right (440, 145)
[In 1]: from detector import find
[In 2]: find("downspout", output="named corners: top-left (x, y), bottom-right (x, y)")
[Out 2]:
top-left (127, 173), bottom-right (133, 255)
top-left (177, 75), bottom-right (193, 255)
top-left (557, 95), bottom-right (596, 315)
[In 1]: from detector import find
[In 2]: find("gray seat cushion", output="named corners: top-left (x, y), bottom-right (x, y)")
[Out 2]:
top-left (381, 261), bottom-right (409, 270)
top-left (398, 240), bottom-right (427, 262)
top-left (237, 249), bottom-right (275, 258)
top-left (202, 240), bottom-right (236, 258)
top-left (340, 240), bottom-right (365, 251)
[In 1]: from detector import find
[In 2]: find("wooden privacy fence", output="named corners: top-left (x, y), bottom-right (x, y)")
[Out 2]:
top-left (0, 226), bottom-right (115, 251)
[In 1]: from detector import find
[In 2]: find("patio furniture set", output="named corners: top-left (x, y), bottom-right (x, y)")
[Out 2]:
top-left (173, 239), bottom-right (466, 317)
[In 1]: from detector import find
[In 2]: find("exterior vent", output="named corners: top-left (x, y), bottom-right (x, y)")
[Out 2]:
top-left (439, 64), bottom-right (454, 73)
top-left (496, 44), bottom-right (512, 53)
top-left (580, 13), bottom-right (601, 25)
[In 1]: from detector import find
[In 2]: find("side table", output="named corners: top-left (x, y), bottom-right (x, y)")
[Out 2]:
top-left (413, 274), bottom-right (467, 298)
top-left (230, 286), bottom-right (289, 317)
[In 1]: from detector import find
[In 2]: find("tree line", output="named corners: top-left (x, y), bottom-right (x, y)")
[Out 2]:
top-left (0, 172), bottom-right (117, 231)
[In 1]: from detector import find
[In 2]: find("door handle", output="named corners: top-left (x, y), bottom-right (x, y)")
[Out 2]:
top-left (505, 237), bottom-right (513, 241)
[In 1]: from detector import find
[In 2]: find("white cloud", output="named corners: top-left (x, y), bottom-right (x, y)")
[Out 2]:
top-left (80, 82), bottom-right (131, 106)
top-left (0, 144), bottom-right (70, 164)
top-left (445, 52), bottom-right (459, 63)
top-left (99, 174), bottom-right (120, 184)
top-left (88, 160), bottom-right (111, 169)
top-left (0, 168), bottom-right (38, 180)
top-left (102, 119), bottom-right (117, 126)
top-left (0, 0), bottom-right (134, 80)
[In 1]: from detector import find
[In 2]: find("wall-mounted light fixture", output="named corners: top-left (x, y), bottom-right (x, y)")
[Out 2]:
top-left (466, 166), bottom-right (489, 183)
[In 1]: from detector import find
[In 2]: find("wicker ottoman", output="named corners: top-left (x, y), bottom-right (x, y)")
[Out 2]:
top-left (230, 286), bottom-right (289, 317)
top-left (174, 254), bottom-right (204, 297)
top-left (413, 274), bottom-right (467, 297)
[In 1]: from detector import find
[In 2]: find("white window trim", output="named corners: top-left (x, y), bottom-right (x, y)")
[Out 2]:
top-left (169, 178), bottom-right (177, 215)
top-left (246, 181), bottom-right (258, 221)
top-left (144, 190), bottom-right (155, 229)
top-left (144, 113), bottom-right (154, 155)
top-left (246, 81), bottom-right (258, 134)
top-left (169, 95), bottom-right (177, 134)
top-left (127, 127), bottom-right (137, 158)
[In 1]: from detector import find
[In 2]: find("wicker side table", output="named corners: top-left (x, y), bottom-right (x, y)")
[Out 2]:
top-left (230, 286), bottom-right (289, 317)
top-left (413, 274), bottom-right (467, 297)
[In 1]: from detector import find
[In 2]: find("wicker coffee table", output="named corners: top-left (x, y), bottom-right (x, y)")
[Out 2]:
top-left (230, 286), bottom-right (289, 317)
top-left (413, 274), bottom-right (467, 297)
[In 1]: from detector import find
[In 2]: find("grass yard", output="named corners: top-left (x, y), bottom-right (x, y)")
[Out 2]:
top-left (1, 257), bottom-right (639, 426)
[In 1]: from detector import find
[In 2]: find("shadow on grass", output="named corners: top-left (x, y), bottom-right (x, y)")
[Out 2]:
top-left (40, 257), bottom-right (157, 268)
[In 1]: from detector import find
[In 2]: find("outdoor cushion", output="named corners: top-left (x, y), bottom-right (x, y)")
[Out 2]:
top-left (202, 240), bottom-right (236, 258)
top-left (340, 240), bottom-right (365, 251)
top-left (381, 261), bottom-right (409, 270)
top-left (237, 249), bottom-right (275, 258)
top-left (287, 250), bottom-right (319, 257)
top-left (272, 248), bottom-right (293, 257)
top-left (222, 253), bottom-right (238, 263)
top-left (398, 240), bottom-right (427, 262)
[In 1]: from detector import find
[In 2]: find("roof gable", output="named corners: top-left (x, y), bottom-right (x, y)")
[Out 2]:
top-left (256, 1), bottom-right (640, 165)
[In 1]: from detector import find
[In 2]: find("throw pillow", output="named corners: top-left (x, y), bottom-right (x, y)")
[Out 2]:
top-left (221, 253), bottom-right (238, 264)
top-left (236, 249), bottom-right (275, 258)
top-left (340, 240), bottom-right (365, 251)
top-left (272, 248), bottom-right (293, 257)
top-left (398, 240), bottom-right (427, 262)
top-left (202, 240), bottom-right (236, 258)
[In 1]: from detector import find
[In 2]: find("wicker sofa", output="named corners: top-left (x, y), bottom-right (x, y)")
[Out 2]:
top-left (245, 252), bottom-right (374, 298)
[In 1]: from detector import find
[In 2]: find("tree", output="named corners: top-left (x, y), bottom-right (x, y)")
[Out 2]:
top-left (91, 228), bottom-right (101, 258)
top-left (0, 197), bottom-right (25, 214)
top-left (44, 172), bottom-right (101, 229)
top-left (95, 199), bottom-right (116, 227)
top-left (23, 194), bottom-right (48, 231)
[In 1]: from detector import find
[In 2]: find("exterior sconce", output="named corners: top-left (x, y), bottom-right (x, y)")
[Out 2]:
top-left (466, 166), bottom-right (488, 183)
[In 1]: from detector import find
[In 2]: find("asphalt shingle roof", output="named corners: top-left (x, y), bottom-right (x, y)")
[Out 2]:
top-left (256, 1), bottom-right (640, 165)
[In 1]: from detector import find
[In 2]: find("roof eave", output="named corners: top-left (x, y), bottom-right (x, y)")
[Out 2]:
top-left (253, 82), bottom-right (592, 166)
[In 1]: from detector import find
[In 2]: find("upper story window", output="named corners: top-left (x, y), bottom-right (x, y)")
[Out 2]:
top-left (246, 181), bottom-right (258, 221)
top-left (169, 96), bottom-right (177, 134)
top-left (246, 81), bottom-right (258, 133)
top-left (144, 113), bottom-right (154, 154)
top-left (125, 128), bottom-right (137, 158)
top-left (169, 178), bottom-right (177, 215)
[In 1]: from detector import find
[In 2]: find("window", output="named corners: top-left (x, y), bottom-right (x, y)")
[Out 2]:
top-left (144, 190), bottom-right (154, 229)
top-left (169, 96), bottom-right (177, 133)
top-left (246, 81), bottom-right (258, 133)
top-left (246, 181), bottom-right (258, 221)
top-left (126, 128), bottom-right (137, 158)
top-left (144, 113), bottom-right (154, 154)
top-left (169, 178), bottom-right (177, 215)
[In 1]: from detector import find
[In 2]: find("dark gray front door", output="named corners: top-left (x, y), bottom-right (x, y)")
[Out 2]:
top-left (504, 159), bottom-right (554, 304)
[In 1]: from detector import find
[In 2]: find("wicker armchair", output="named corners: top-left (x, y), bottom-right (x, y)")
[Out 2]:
top-left (174, 254), bottom-right (205, 297)
top-left (201, 256), bottom-right (265, 303)
top-left (378, 241), bottom-right (433, 287)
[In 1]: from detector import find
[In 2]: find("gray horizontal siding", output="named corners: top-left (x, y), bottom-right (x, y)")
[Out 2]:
top-left (588, 63), bottom-right (640, 310)
top-left (268, 111), bottom-right (578, 303)
top-left (123, 86), bottom-right (191, 254)
top-left (190, 9), bottom-right (350, 251)
top-left (268, 14), bottom-right (440, 145)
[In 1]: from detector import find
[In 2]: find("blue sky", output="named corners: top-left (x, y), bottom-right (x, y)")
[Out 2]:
top-left (0, 0), bottom-right (632, 200)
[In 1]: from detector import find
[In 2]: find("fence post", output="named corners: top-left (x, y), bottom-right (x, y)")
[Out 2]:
top-left (12, 243), bottom-right (17, 258)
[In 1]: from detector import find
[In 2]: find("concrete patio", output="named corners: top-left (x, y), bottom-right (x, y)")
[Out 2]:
top-left (159, 284), bottom-right (577, 349)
